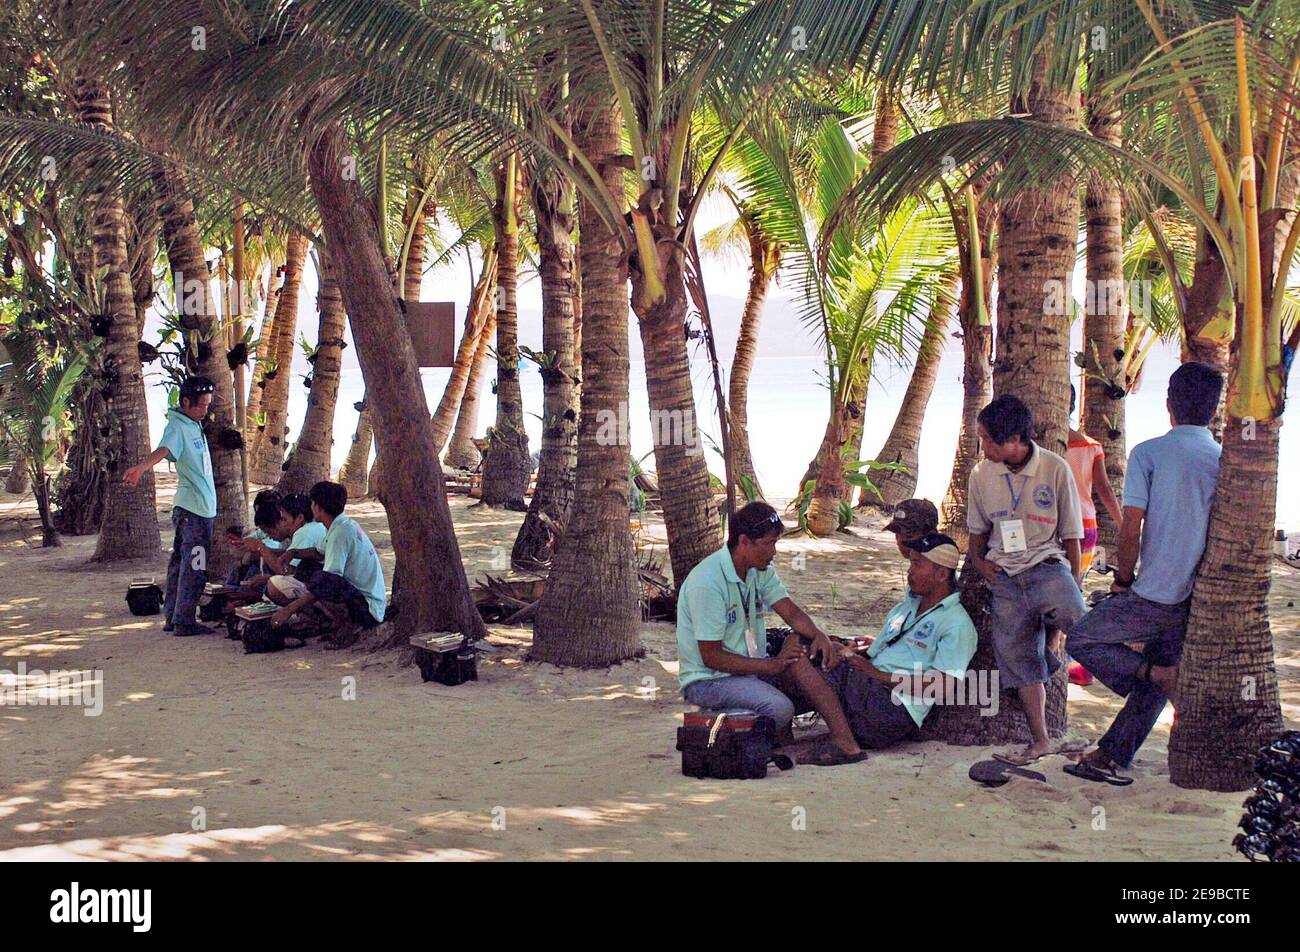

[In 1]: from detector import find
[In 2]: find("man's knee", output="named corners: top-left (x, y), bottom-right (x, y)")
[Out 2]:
top-left (750, 685), bottom-right (796, 728)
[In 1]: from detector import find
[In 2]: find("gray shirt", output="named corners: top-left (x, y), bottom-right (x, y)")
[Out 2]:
top-left (968, 441), bottom-right (1084, 576)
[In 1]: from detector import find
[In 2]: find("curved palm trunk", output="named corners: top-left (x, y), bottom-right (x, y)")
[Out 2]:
top-left (245, 252), bottom-right (284, 442)
top-left (430, 252), bottom-right (496, 453)
top-left (480, 159), bottom-right (532, 509)
top-left (445, 310), bottom-right (495, 470)
top-left (729, 226), bottom-right (778, 499)
top-left (631, 207), bottom-right (723, 585)
top-left (249, 233), bottom-right (307, 485)
top-left (860, 269), bottom-right (959, 509)
top-left (513, 172), bottom-right (579, 567)
top-left (277, 253), bottom-right (346, 494)
top-left (804, 401), bottom-right (851, 535)
top-left (1081, 80), bottom-right (1128, 550)
top-left (156, 167), bottom-right (246, 577)
top-left (337, 396), bottom-right (372, 499)
top-left (532, 101), bottom-right (640, 666)
top-left (308, 121), bottom-right (484, 642)
top-left (79, 78), bottom-right (160, 562)
top-left (938, 198), bottom-right (996, 546)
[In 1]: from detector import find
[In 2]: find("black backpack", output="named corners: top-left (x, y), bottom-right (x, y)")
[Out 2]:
top-left (125, 581), bottom-right (164, 616)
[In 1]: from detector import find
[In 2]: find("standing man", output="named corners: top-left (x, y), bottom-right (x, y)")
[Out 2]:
top-left (1065, 362), bottom-right (1224, 784)
top-left (967, 394), bottom-right (1086, 766)
top-left (122, 376), bottom-right (218, 636)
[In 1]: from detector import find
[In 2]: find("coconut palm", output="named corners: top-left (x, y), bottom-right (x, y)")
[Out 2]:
top-left (249, 233), bottom-right (309, 484)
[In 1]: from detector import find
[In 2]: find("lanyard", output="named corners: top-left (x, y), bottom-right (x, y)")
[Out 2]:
top-left (1003, 472), bottom-right (1029, 513)
top-left (882, 599), bottom-right (946, 649)
top-left (734, 581), bottom-right (753, 629)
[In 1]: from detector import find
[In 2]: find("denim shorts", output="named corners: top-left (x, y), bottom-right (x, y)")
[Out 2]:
top-left (989, 558), bottom-right (1085, 688)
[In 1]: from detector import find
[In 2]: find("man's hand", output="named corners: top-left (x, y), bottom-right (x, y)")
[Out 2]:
top-left (973, 556), bottom-right (1001, 584)
top-left (806, 630), bottom-right (839, 672)
top-left (766, 634), bottom-right (802, 675)
top-left (271, 607), bottom-right (293, 627)
top-left (122, 464), bottom-right (145, 488)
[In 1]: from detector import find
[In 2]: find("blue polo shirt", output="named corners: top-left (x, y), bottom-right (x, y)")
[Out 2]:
top-left (867, 590), bottom-right (978, 726)
top-left (323, 513), bottom-right (386, 622)
top-left (159, 408), bottom-right (216, 518)
top-left (1124, 425), bottom-right (1221, 604)
top-left (676, 546), bottom-right (790, 690)
top-left (286, 520), bottom-right (327, 568)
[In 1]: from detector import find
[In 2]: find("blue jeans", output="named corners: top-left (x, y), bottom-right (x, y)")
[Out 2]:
top-left (989, 559), bottom-right (1085, 688)
top-left (163, 507), bottom-right (213, 632)
top-left (682, 675), bottom-right (796, 729)
top-left (1066, 590), bottom-right (1189, 768)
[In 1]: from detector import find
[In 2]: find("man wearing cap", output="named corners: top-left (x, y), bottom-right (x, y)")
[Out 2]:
top-left (828, 532), bottom-right (978, 749)
top-left (122, 375), bottom-right (218, 637)
top-left (676, 501), bottom-right (868, 766)
top-left (884, 498), bottom-right (939, 558)
top-left (967, 394), bottom-right (1085, 766)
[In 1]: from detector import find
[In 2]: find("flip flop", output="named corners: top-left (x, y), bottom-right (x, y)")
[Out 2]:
top-left (798, 739), bottom-right (869, 767)
top-left (1063, 759), bottom-right (1134, 786)
top-left (993, 749), bottom-right (1045, 767)
top-left (969, 759), bottom-right (1048, 786)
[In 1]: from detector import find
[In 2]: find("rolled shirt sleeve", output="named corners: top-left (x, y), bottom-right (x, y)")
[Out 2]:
top-left (159, 417), bottom-right (185, 463)
top-left (1122, 444), bottom-right (1153, 512)
top-left (758, 568), bottom-right (789, 609)
top-left (966, 470), bottom-right (991, 534)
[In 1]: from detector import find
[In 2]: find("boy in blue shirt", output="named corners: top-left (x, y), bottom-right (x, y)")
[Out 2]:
top-left (676, 502), bottom-right (867, 766)
top-left (271, 481), bottom-right (386, 645)
top-left (1066, 362), bottom-right (1224, 784)
top-left (122, 375), bottom-right (218, 636)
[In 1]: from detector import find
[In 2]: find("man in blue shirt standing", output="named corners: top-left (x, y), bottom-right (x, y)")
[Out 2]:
top-left (1066, 361), bottom-right (1224, 784)
top-left (271, 480), bottom-right (387, 646)
top-left (122, 376), bottom-right (218, 636)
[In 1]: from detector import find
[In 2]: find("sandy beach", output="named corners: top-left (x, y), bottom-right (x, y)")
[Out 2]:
top-left (2, 474), bottom-right (1297, 861)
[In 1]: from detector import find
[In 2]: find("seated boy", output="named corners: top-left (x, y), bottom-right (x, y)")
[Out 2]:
top-left (676, 501), bottom-right (867, 766)
top-left (271, 481), bottom-right (386, 645)
top-left (227, 490), bottom-right (284, 588)
top-left (244, 493), bottom-right (328, 604)
top-left (829, 532), bottom-right (977, 748)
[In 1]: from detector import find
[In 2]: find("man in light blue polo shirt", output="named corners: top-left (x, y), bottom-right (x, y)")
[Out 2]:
top-left (123, 376), bottom-right (218, 637)
top-left (833, 532), bottom-right (978, 747)
top-left (1066, 361), bottom-right (1224, 784)
top-left (676, 502), bottom-right (867, 766)
top-left (271, 480), bottom-right (386, 644)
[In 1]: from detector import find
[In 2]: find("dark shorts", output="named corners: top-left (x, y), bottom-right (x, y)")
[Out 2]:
top-left (989, 559), bottom-right (1085, 688)
top-left (777, 662), bottom-right (919, 750)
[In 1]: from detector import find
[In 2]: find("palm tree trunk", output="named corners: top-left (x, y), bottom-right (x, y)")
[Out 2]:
top-left (860, 268), bottom-right (960, 509)
top-left (729, 225), bottom-right (777, 500)
top-left (938, 195), bottom-right (996, 546)
top-left (430, 252), bottom-right (496, 453)
top-left (337, 395), bottom-right (372, 500)
top-left (532, 101), bottom-right (641, 665)
top-left (79, 78), bottom-right (160, 562)
top-left (156, 165), bottom-right (246, 577)
top-left (1169, 418), bottom-right (1284, 790)
top-left (249, 232), bottom-right (307, 485)
top-left (245, 251), bottom-right (285, 442)
top-left (5, 451), bottom-right (30, 494)
top-left (804, 401), bottom-right (851, 535)
top-left (308, 121), bottom-right (484, 642)
top-left (481, 158), bottom-right (532, 509)
top-left (277, 252), bottom-right (346, 494)
top-left (445, 310), bottom-right (495, 470)
top-left (1081, 78), bottom-right (1128, 550)
top-left (513, 171), bottom-right (579, 567)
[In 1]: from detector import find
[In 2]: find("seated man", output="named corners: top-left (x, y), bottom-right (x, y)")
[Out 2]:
top-left (1065, 362), bottom-right (1224, 784)
top-left (676, 501), bottom-right (868, 766)
top-left (271, 481), bottom-right (387, 644)
top-left (830, 532), bottom-right (977, 749)
top-left (884, 497), bottom-right (939, 558)
top-left (246, 493), bottom-right (328, 604)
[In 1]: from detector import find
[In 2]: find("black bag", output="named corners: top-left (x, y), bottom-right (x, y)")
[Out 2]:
top-left (126, 582), bottom-right (164, 616)
top-left (412, 632), bottom-right (478, 685)
top-left (676, 711), bottom-right (794, 780)
top-left (240, 617), bottom-right (286, 654)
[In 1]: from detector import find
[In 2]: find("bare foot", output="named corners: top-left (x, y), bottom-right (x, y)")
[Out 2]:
top-left (995, 740), bottom-right (1052, 766)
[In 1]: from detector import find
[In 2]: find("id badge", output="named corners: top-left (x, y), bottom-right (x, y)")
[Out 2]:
top-left (744, 626), bottom-right (761, 658)
top-left (1000, 519), bottom-right (1028, 553)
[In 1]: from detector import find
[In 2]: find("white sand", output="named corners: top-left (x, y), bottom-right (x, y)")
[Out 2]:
top-left (1, 475), bottom-right (1296, 861)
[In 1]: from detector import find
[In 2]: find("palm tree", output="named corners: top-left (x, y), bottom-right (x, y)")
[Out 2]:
top-left (446, 308), bottom-right (496, 470)
top-left (0, 333), bottom-right (87, 546)
top-left (277, 248), bottom-right (346, 494)
top-left (249, 233), bottom-right (308, 484)
top-left (245, 243), bottom-right (286, 443)
top-left (336, 393), bottom-right (372, 499)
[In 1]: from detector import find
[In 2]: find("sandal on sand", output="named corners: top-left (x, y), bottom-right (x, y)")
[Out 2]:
top-left (798, 739), bottom-right (869, 767)
top-left (993, 749), bottom-right (1046, 767)
top-left (1063, 759), bottom-right (1134, 786)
